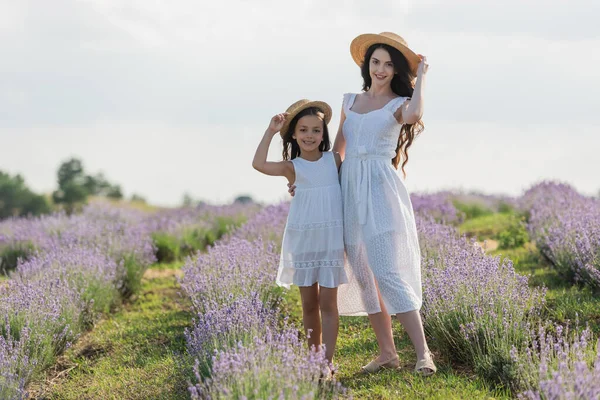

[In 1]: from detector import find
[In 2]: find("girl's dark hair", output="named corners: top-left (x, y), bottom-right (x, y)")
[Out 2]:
top-left (361, 43), bottom-right (423, 177)
top-left (282, 107), bottom-right (331, 160)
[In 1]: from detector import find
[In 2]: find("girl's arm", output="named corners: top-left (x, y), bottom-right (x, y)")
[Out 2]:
top-left (332, 105), bottom-right (347, 161)
top-left (395, 55), bottom-right (429, 124)
top-left (252, 113), bottom-right (295, 183)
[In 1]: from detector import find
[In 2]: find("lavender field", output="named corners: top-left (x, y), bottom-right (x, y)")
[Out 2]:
top-left (0, 182), bottom-right (598, 399)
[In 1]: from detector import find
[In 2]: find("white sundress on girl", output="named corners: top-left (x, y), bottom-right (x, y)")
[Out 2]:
top-left (277, 151), bottom-right (348, 289)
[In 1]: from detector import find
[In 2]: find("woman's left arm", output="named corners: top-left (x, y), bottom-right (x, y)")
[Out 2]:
top-left (397, 55), bottom-right (429, 124)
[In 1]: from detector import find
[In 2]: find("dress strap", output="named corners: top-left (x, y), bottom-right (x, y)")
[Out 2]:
top-left (343, 93), bottom-right (357, 113)
top-left (387, 96), bottom-right (410, 113)
top-left (327, 151), bottom-right (338, 173)
top-left (290, 157), bottom-right (305, 184)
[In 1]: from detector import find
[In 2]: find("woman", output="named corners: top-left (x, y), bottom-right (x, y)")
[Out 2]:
top-left (335, 31), bottom-right (435, 376)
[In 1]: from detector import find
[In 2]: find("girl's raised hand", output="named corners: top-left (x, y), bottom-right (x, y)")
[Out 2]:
top-left (267, 113), bottom-right (289, 135)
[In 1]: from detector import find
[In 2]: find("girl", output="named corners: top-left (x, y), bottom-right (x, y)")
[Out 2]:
top-left (252, 99), bottom-right (347, 367)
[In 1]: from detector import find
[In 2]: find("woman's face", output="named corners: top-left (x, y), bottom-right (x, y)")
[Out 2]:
top-left (369, 47), bottom-right (395, 88)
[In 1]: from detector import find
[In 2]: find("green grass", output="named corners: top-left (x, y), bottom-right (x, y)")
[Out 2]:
top-left (459, 213), bottom-right (515, 240)
top-left (29, 268), bottom-right (192, 400)
top-left (452, 200), bottom-right (495, 220)
top-left (150, 261), bottom-right (185, 271)
top-left (280, 288), bottom-right (511, 400)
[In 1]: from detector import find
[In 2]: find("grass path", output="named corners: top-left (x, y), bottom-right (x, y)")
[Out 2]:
top-left (29, 264), bottom-right (192, 400)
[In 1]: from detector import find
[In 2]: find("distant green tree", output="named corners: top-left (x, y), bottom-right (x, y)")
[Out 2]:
top-left (52, 181), bottom-right (88, 214)
top-left (53, 158), bottom-right (88, 212)
top-left (0, 171), bottom-right (51, 219)
top-left (234, 195), bottom-right (254, 204)
top-left (57, 158), bottom-right (86, 188)
top-left (106, 185), bottom-right (123, 199)
top-left (131, 194), bottom-right (147, 203)
top-left (83, 173), bottom-right (113, 196)
top-left (52, 157), bottom-right (125, 212)
top-left (182, 193), bottom-right (194, 207)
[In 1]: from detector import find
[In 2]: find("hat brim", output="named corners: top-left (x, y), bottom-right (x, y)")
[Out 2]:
top-left (280, 101), bottom-right (332, 138)
top-left (350, 33), bottom-right (420, 76)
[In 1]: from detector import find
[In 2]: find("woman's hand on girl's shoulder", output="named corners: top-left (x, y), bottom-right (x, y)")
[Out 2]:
top-left (287, 182), bottom-right (296, 197)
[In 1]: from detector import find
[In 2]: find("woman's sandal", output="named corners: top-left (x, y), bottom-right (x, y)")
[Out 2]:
top-left (360, 354), bottom-right (400, 374)
top-left (414, 351), bottom-right (437, 377)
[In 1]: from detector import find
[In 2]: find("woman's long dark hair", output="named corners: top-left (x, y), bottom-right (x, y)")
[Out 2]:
top-left (282, 107), bottom-right (331, 160)
top-left (361, 43), bottom-right (423, 177)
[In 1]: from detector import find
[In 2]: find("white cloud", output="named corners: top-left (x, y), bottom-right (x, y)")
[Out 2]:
top-left (0, 0), bottom-right (598, 205)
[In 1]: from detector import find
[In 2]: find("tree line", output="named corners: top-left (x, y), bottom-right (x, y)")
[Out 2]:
top-left (1, 158), bottom-right (145, 219)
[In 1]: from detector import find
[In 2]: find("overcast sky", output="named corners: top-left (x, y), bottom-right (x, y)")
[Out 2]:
top-left (1, 0), bottom-right (599, 206)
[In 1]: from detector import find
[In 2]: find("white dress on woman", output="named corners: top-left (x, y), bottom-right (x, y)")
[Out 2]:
top-left (337, 93), bottom-right (422, 316)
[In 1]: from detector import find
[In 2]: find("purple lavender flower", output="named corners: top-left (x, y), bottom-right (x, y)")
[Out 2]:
top-left (182, 203), bottom-right (346, 398)
top-left (522, 181), bottom-right (600, 288)
top-left (417, 215), bottom-right (546, 385)
top-left (411, 191), bottom-right (462, 224)
top-left (0, 323), bottom-right (31, 400)
top-left (515, 324), bottom-right (600, 399)
top-left (189, 324), bottom-right (345, 399)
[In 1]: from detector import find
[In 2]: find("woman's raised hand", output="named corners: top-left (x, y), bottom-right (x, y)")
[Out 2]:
top-left (416, 54), bottom-right (429, 76)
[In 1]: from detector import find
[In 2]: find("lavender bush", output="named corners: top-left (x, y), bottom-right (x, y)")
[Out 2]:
top-left (145, 203), bottom-right (257, 262)
top-left (0, 278), bottom-right (85, 392)
top-left (226, 202), bottom-right (289, 247)
top-left (189, 325), bottom-right (346, 400)
top-left (182, 203), bottom-right (347, 398)
top-left (0, 325), bottom-right (31, 400)
top-left (514, 324), bottom-right (600, 399)
top-left (411, 191), bottom-right (462, 224)
top-left (522, 182), bottom-right (600, 289)
top-left (417, 216), bottom-right (547, 386)
top-left (0, 205), bottom-right (156, 296)
top-left (181, 237), bottom-right (280, 314)
top-left (185, 294), bottom-right (279, 377)
top-left (13, 244), bottom-right (120, 317)
top-left (180, 203), bottom-right (288, 314)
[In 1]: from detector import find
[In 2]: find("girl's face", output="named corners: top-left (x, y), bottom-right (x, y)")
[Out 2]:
top-left (369, 48), bottom-right (395, 88)
top-left (293, 115), bottom-right (324, 154)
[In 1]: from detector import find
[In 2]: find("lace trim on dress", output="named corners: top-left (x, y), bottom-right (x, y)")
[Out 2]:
top-left (286, 220), bottom-right (343, 230)
top-left (280, 259), bottom-right (345, 269)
